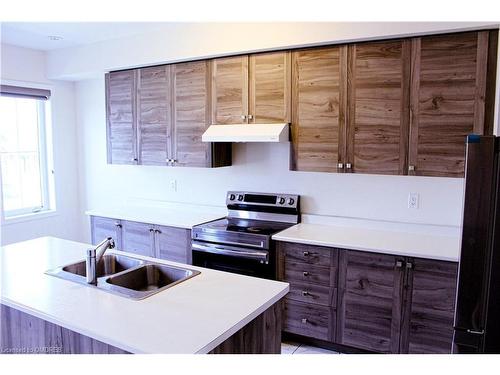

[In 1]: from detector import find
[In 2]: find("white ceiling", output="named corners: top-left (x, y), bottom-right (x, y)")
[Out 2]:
top-left (0, 22), bottom-right (168, 51)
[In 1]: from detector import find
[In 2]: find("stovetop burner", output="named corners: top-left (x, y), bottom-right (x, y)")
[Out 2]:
top-left (200, 218), bottom-right (293, 236)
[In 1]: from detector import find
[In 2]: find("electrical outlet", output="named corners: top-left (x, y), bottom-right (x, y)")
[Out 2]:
top-left (408, 192), bottom-right (419, 209)
top-left (170, 179), bottom-right (177, 192)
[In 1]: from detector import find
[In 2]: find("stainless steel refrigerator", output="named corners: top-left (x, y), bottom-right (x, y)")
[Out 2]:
top-left (453, 135), bottom-right (500, 353)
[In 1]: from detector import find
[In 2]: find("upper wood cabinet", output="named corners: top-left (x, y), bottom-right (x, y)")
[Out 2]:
top-left (211, 51), bottom-right (291, 125)
top-left (106, 70), bottom-right (138, 165)
top-left (171, 60), bottom-right (212, 167)
top-left (408, 31), bottom-right (491, 177)
top-left (137, 65), bottom-right (172, 166)
top-left (106, 63), bottom-right (231, 168)
top-left (346, 40), bottom-right (410, 175)
top-left (290, 30), bottom-right (496, 177)
top-left (291, 47), bottom-right (347, 172)
top-left (211, 56), bottom-right (248, 125)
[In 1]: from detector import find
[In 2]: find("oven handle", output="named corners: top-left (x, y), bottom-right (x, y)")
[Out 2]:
top-left (192, 242), bottom-right (269, 263)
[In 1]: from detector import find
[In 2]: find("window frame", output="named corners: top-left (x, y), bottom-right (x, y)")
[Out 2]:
top-left (0, 81), bottom-right (56, 222)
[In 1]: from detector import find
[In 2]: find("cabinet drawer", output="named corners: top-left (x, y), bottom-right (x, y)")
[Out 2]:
top-left (284, 261), bottom-right (333, 286)
top-left (280, 242), bottom-right (334, 267)
top-left (283, 300), bottom-right (334, 341)
top-left (287, 282), bottom-right (336, 307)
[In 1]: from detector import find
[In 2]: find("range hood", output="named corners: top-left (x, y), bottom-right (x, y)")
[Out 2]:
top-left (202, 123), bottom-right (289, 143)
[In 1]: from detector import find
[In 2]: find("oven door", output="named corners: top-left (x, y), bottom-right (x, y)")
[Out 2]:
top-left (191, 241), bottom-right (275, 279)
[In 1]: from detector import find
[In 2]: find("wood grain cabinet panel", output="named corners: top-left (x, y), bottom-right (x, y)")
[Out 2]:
top-left (211, 56), bottom-right (249, 124)
top-left (106, 70), bottom-right (137, 165)
top-left (409, 31), bottom-right (491, 177)
top-left (172, 61), bottom-right (211, 167)
top-left (401, 258), bottom-right (458, 354)
top-left (249, 51), bottom-right (291, 123)
top-left (90, 216), bottom-right (122, 249)
top-left (154, 225), bottom-right (191, 264)
top-left (120, 220), bottom-right (155, 257)
top-left (291, 47), bottom-right (347, 172)
top-left (137, 65), bottom-right (172, 166)
top-left (347, 40), bottom-right (410, 175)
top-left (337, 250), bottom-right (404, 353)
top-left (283, 300), bottom-right (333, 341)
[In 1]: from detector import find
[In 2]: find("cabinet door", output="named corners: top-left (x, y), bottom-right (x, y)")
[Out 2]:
top-left (249, 51), bottom-right (291, 123)
top-left (137, 65), bottom-right (172, 165)
top-left (291, 47), bottom-right (347, 172)
top-left (121, 220), bottom-right (154, 257)
top-left (346, 40), bottom-right (410, 175)
top-left (154, 225), bottom-right (191, 264)
top-left (172, 61), bottom-right (211, 167)
top-left (90, 216), bottom-right (122, 249)
top-left (401, 258), bottom-right (458, 354)
top-left (211, 56), bottom-right (249, 124)
top-left (409, 31), bottom-right (490, 177)
top-left (337, 250), bottom-right (405, 353)
top-left (106, 70), bottom-right (137, 165)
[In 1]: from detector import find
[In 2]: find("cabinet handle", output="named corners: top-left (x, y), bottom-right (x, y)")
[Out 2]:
top-left (406, 262), bottom-right (414, 270)
top-left (303, 271), bottom-right (309, 277)
top-left (346, 163), bottom-right (352, 169)
top-left (337, 163), bottom-right (344, 169)
top-left (247, 114), bottom-right (253, 120)
top-left (301, 291), bottom-right (310, 296)
top-left (155, 229), bottom-right (162, 234)
top-left (301, 318), bottom-right (308, 324)
top-left (241, 115), bottom-right (247, 120)
top-left (132, 158), bottom-right (138, 162)
top-left (303, 251), bottom-right (310, 256)
top-left (114, 222), bottom-right (122, 228)
top-left (395, 260), bottom-right (404, 268)
top-left (408, 165), bottom-right (415, 172)
top-left (149, 228), bottom-right (155, 233)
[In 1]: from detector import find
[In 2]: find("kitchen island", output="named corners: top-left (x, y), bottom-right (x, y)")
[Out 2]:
top-left (0, 237), bottom-right (288, 354)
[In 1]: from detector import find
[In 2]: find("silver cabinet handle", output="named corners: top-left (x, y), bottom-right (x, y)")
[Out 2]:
top-left (303, 251), bottom-right (310, 256)
top-left (337, 163), bottom-right (344, 169)
top-left (247, 114), bottom-right (253, 120)
top-left (241, 115), bottom-right (247, 120)
top-left (132, 158), bottom-right (138, 162)
top-left (408, 165), bottom-right (415, 172)
top-left (303, 271), bottom-right (309, 276)
top-left (301, 291), bottom-right (310, 296)
top-left (114, 222), bottom-right (122, 229)
top-left (301, 318), bottom-right (308, 324)
top-left (346, 163), bottom-right (352, 169)
top-left (149, 228), bottom-right (155, 233)
top-left (395, 260), bottom-right (404, 268)
top-left (155, 229), bottom-right (162, 234)
top-left (406, 262), bottom-right (414, 270)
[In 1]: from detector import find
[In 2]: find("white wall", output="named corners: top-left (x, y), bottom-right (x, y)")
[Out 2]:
top-left (76, 76), bottom-right (465, 242)
top-left (0, 44), bottom-right (83, 245)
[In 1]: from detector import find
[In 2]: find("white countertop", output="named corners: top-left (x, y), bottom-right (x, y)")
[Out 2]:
top-left (85, 200), bottom-right (226, 229)
top-left (0, 237), bottom-right (289, 353)
top-left (273, 216), bottom-right (461, 262)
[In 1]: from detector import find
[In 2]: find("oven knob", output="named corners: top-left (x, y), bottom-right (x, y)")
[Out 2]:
top-left (288, 198), bottom-right (295, 206)
top-left (279, 197), bottom-right (286, 205)
top-left (229, 194), bottom-right (236, 201)
top-left (238, 194), bottom-right (244, 201)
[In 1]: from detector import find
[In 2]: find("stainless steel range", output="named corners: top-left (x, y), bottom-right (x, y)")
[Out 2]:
top-left (191, 191), bottom-right (300, 279)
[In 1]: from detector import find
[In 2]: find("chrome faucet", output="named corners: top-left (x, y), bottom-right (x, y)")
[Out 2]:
top-left (86, 237), bottom-right (115, 285)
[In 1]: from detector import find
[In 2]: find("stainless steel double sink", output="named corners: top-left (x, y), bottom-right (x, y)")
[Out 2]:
top-left (46, 253), bottom-right (200, 300)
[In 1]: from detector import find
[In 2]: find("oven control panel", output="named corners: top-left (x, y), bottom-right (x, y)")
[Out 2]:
top-left (226, 191), bottom-right (299, 209)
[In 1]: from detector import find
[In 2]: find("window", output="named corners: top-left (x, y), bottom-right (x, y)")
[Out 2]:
top-left (0, 85), bottom-right (54, 219)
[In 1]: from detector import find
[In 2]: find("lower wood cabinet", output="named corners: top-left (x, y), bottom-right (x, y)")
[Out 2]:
top-left (90, 215), bottom-right (191, 264)
top-left (277, 241), bottom-right (458, 354)
top-left (277, 242), bottom-right (338, 343)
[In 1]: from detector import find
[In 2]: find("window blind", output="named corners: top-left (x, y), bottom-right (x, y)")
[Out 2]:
top-left (0, 85), bottom-right (51, 100)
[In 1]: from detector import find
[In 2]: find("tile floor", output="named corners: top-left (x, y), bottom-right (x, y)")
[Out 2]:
top-left (281, 341), bottom-right (340, 354)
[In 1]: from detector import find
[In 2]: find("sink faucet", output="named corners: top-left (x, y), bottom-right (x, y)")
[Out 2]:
top-left (86, 237), bottom-right (115, 285)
